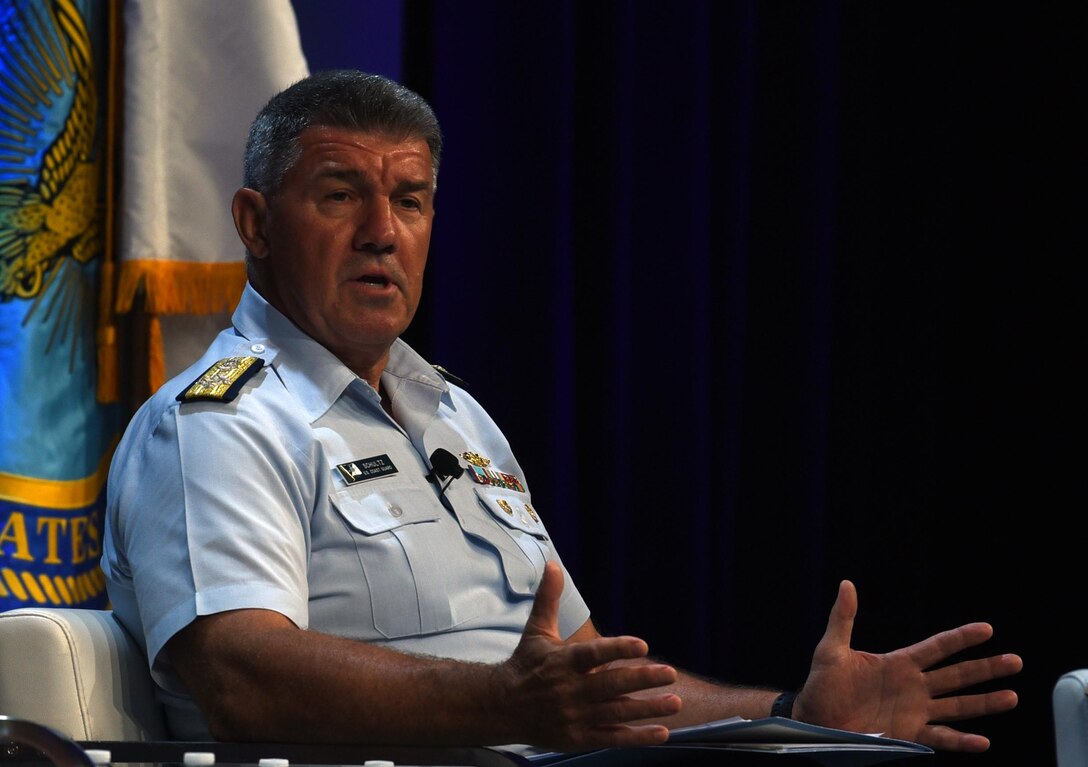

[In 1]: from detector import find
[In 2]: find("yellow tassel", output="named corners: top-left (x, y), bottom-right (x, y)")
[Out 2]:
top-left (96, 324), bottom-right (119, 403)
top-left (149, 315), bottom-right (166, 394)
top-left (96, 258), bottom-right (119, 403)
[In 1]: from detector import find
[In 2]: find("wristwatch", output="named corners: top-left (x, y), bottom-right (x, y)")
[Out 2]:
top-left (770, 690), bottom-right (798, 719)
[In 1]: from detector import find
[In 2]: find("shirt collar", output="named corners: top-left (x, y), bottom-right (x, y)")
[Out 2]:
top-left (231, 283), bottom-right (447, 423)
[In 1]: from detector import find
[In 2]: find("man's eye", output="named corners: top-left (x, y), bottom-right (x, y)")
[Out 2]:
top-left (328, 191), bottom-right (351, 202)
top-left (398, 198), bottom-right (422, 211)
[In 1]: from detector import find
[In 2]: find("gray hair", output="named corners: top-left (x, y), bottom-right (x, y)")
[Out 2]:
top-left (242, 69), bottom-right (443, 195)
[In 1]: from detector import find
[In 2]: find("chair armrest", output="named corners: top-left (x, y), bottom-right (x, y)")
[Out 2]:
top-left (1054, 669), bottom-right (1088, 767)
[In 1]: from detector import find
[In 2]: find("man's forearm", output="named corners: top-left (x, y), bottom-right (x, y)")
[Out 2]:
top-left (170, 612), bottom-right (516, 746)
top-left (167, 605), bottom-right (682, 750)
top-left (613, 659), bottom-right (781, 728)
top-left (661, 669), bottom-right (781, 726)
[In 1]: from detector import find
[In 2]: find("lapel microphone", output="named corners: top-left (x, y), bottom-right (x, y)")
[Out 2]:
top-left (427, 448), bottom-right (464, 496)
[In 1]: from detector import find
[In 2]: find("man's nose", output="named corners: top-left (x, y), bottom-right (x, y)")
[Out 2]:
top-left (353, 198), bottom-right (396, 254)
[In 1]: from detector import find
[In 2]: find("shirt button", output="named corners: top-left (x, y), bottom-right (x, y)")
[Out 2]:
top-left (251, 343), bottom-right (266, 354)
top-left (388, 504), bottom-right (403, 518)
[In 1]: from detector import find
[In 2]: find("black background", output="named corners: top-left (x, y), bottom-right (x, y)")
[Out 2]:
top-left (293, 3), bottom-right (1086, 765)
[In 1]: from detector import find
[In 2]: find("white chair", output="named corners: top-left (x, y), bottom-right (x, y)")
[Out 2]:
top-left (0, 608), bottom-right (525, 767)
top-left (0, 607), bottom-right (167, 742)
top-left (1054, 669), bottom-right (1088, 767)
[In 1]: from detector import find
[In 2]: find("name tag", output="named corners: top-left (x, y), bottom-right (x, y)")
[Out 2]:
top-left (336, 455), bottom-right (398, 484)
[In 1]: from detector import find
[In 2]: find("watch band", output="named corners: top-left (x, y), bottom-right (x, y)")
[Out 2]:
top-left (771, 690), bottom-right (798, 719)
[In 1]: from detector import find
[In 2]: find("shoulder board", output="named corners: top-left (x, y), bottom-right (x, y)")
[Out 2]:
top-left (177, 356), bottom-right (264, 404)
top-left (432, 364), bottom-right (468, 390)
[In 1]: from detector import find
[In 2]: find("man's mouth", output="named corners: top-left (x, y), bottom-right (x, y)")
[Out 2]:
top-left (358, 274), bottom-right (391, 287)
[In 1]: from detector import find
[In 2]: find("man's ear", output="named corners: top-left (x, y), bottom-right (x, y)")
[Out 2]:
top-left (232, 188), bottom-right (269, 259)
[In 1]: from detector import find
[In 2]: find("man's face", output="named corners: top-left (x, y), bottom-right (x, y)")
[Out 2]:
top-left (246, 126), bottom-right (435, 370)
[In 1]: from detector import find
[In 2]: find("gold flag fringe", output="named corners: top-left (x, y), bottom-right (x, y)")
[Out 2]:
top-left (115, 260), bottom-right (247, 314)
top-left (115, 259), bottom-right (247, 392)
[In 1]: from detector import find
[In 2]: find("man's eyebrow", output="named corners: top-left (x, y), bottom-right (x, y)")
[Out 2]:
top-left (315, 167), bottom-right (432, 194)
top-left (318, 167), bottom-right (369, 183)
top-left (394, 178), bottom-right (435, 195)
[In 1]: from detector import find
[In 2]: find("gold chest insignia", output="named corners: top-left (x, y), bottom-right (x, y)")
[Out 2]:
top-left (461, 452), bottom-right (491, 467)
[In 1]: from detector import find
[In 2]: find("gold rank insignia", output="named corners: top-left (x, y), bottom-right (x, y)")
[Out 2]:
top-left (176, 356), bottom-right (264, 403)
top-left (496, 499), bottom-right (514, 515)
top-left (461, 451), bottom-right (491, 467)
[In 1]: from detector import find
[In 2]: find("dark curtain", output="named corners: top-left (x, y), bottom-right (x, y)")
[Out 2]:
top-left (296, 3), bottom-right (1086, 765)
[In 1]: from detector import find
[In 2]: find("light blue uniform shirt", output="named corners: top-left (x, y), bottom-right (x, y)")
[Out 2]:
top-left (102, 283), bottom-right (590, 738)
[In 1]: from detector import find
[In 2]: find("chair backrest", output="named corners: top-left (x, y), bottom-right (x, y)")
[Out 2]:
top-left (1054, 669), bottom-right (1088, 767)
top-left (0, 607), bottom-right (167, 741)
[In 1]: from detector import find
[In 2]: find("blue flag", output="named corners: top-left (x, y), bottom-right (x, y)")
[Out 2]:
top-left (0, 0), bottom-right (119, 609)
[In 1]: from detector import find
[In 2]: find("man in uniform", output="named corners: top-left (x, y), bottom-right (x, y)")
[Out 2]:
top-left (103, 70), bottom-right (1021, 753)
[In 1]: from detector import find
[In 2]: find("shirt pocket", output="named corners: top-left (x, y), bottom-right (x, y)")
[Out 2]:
top-left (330, 482), bottom-right (452, 638)
top-left (473, 485), bottom-right (552, 596)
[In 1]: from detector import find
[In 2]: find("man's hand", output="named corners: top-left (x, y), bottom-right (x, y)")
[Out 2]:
top-left (167, 561), bottom-right (681, 749)
top-left (491, 561), bottom-right (681, 751)
top-left (792, 580), bottom-right (1023, 753)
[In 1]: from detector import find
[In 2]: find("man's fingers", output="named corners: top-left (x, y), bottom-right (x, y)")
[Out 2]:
top-left (523, 560), bottom-right (566, 639)
top-left (512, 562), bottom-right (681, 750)
top-left (590, 693), bottom-right (683, 727)
top-left (581, 658), bottom-right (679, 700)
top-left (817, 579), bottom-right (857, 654)
top-left (565, 634), bottom-right (655, 673)
top-left (902, 621), bottom-right (1004, 671)
top-left (553, 694), bottom-right (680, 751)
top-left (927, 688), bottom-right (1020, 723)
top-left (925, 653), bottom-right (1024, 697)
top-left (911, 724), bottom-right (993, 754)
top-left (585, 723), bottom-right (672, 750)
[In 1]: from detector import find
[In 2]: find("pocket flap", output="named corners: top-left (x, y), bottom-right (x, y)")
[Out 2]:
top-left (333, 484), bottom-right (440, 535)
top-left (475, 486), bottom-right (548, 539)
